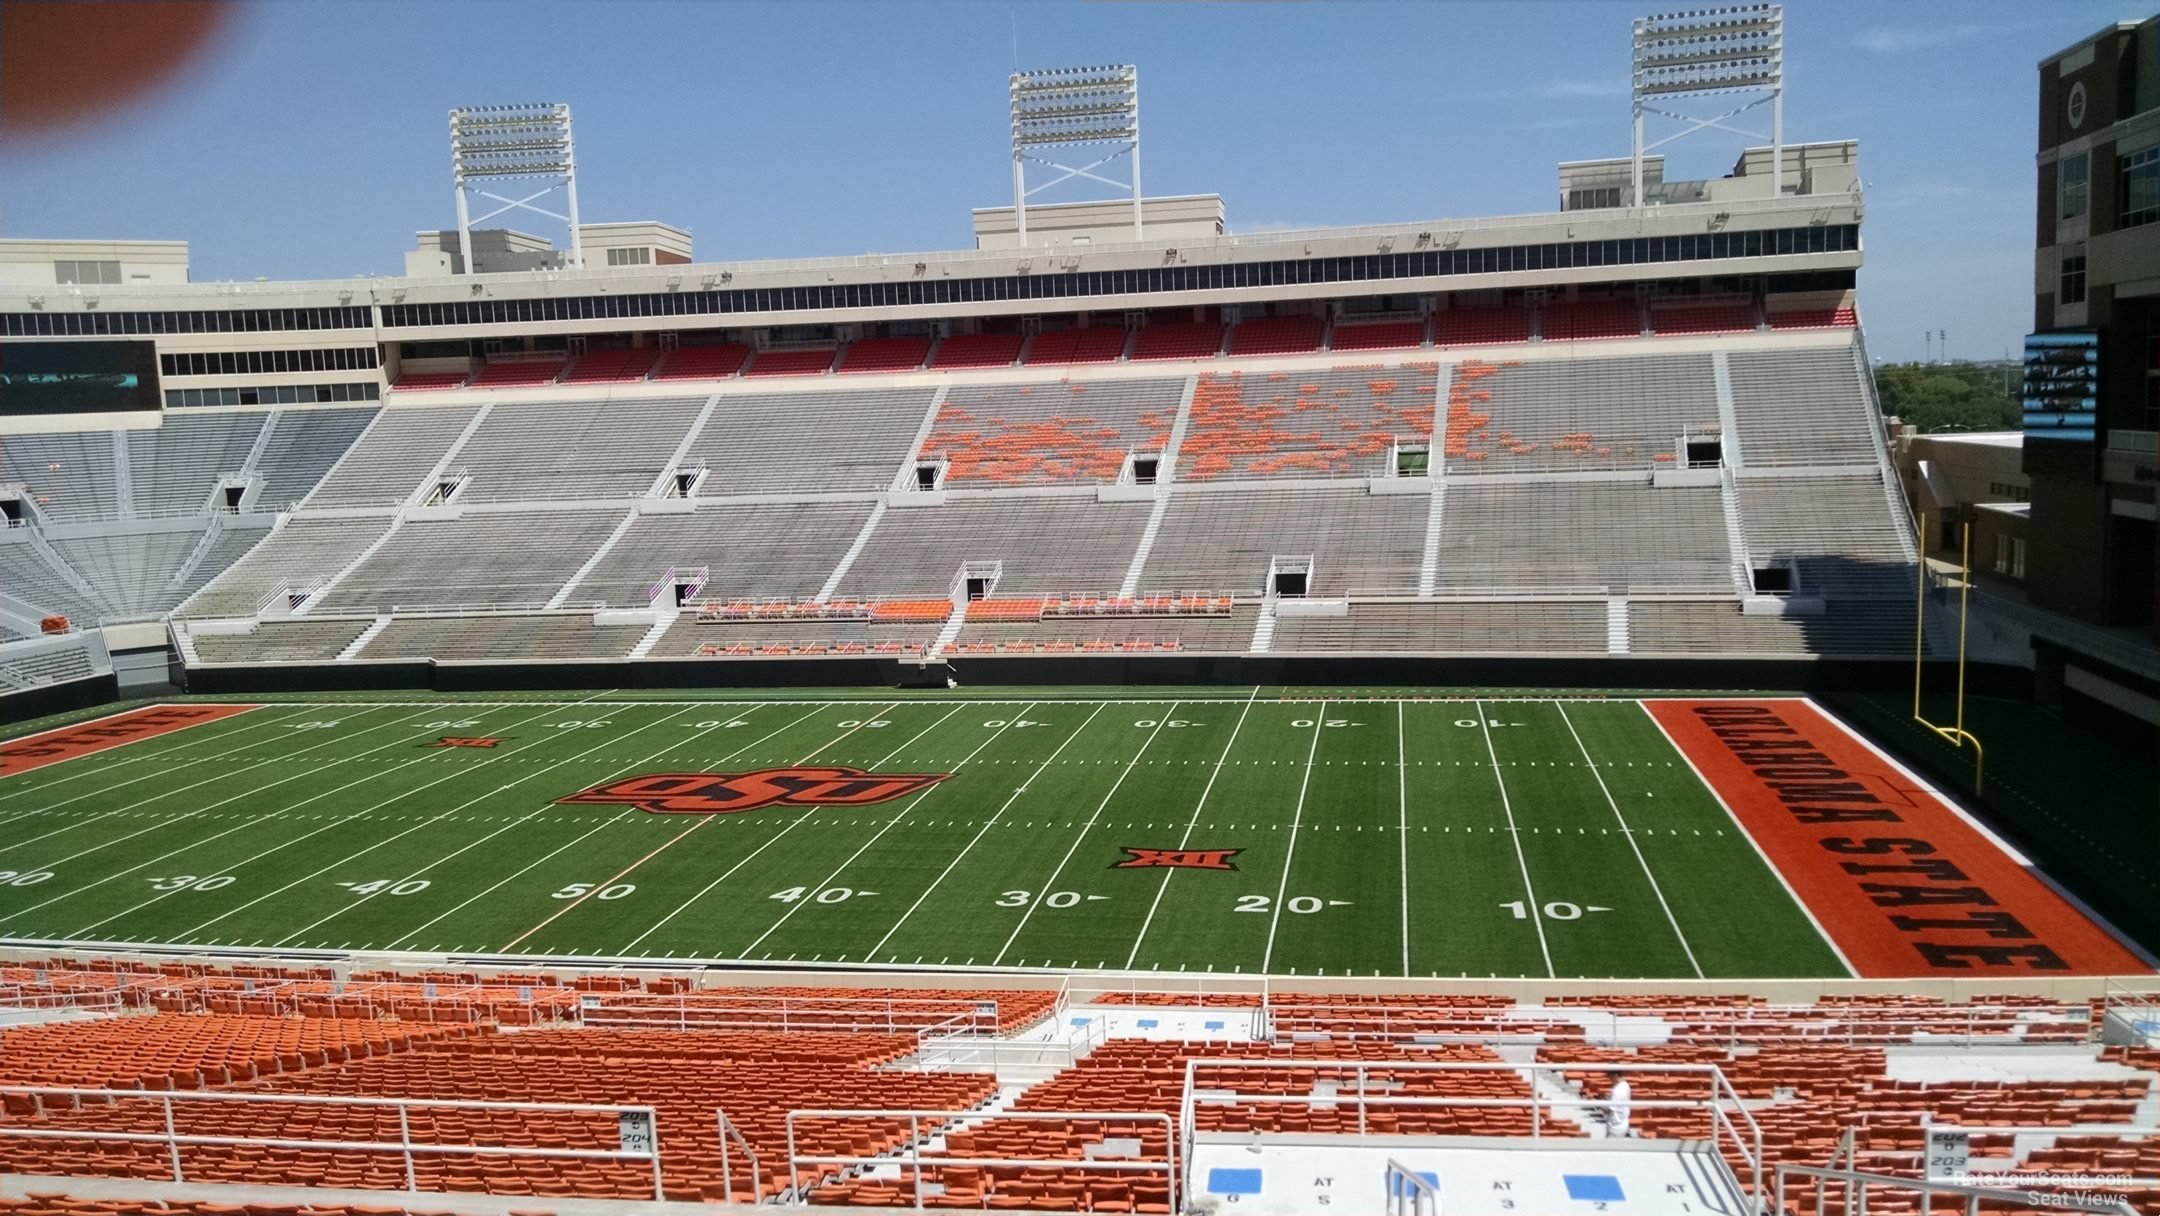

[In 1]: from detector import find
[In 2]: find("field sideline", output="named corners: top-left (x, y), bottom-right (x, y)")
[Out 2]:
top-left (0, 692), bottom-right (2146, 980)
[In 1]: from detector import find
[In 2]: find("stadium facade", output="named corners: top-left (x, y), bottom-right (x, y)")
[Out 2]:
top-left (2031, 17), bottom-right (2160, 642)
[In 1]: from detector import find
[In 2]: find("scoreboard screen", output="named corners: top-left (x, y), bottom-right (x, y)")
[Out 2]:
top-left (0, 340), bottom-right (162, 416)
top-left (2022, 330), bottom-right (2099, 442)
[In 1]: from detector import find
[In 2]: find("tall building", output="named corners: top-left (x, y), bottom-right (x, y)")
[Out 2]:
top-left (2030, 18), bottom-right (2160, 639)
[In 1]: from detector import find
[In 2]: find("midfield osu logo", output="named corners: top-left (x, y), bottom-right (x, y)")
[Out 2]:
top-left (558, 767), bottom-right (953, 815)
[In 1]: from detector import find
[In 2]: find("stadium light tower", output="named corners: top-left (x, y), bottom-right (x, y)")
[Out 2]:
top-left (1630, 5), bottom-right (1784, 205)
top-left (1009, 64), bottom-right (1141, 244)
top-left (448, 102), bottom-right (583, 274)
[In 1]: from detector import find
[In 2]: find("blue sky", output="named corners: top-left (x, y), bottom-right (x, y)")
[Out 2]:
top-left (1, 0), bottom-right (2150, 363)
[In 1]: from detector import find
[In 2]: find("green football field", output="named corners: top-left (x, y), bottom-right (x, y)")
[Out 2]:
top-left (0, 691), bottom-right (1857, 979)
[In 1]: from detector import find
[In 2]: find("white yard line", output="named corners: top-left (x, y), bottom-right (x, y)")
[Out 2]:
top-left (608, 704), bottom-right (868, 955)
top-left (0, 706), bottom-right (332, 846)
top-left (387, 811), bottom-right (635, 951)
top-left (173, 704), bottom-right (694, 944)
top-left (1555, 702), bottom-right (1703, 979)
top-left (1260, 701), bottom-right (1327, 974)
top-left (1637, 700), bottom-right (1857, 978)
top-left (1124, 687), bottom-right (1260, 969)
top-left (0, 703), bottom-right (305, 805)
top-left (863, 703), bottom-right (1112, 964)
top-left (1476, 698), bottom-right (1555, 979)
top-left (993, 704), bottom-right (1178, 966)
top-left (737, 704), bottom-right (1025, 959)
top-left (272, 705), bottom-right (743, 946)
top-left (1398, 699), bottom-right (1411, 977)
top-left (502, 702), bottom-right (908, 953)
top-left (0, 705), bottom-right (447, 877)
top-left (51, 702), bottom-right (608, 939)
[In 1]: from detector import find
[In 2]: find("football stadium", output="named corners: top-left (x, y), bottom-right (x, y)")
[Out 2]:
top-left (1, 5), bottom-right (2157, 1216)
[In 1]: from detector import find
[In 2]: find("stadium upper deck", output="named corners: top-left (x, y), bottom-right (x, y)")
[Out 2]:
top-left (0, 142), bottom-right (1860, 360)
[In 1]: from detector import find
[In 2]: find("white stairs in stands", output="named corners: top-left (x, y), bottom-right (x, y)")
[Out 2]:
top-left (1606, 598), bottom-right (1630, 654)
top-left (928, 606), bottom-right (966, 659)
top-left (111, 430), bottom-right (137, 520)
top-left (546, 506), bottom-right (640, 609)
top-left (816, 502), bottom-right (886, 604)
top-left (337, 616), bottom-right (392, 661)
top-left (1118, 495), bottom-right (1170, 599)
top-left (628, 612), bottom-right (676, 660)
top-left (1249, 600), bottom-right (1278, 653)
top-left (1718, 464), bottom-right (1752, 595)
top-left (297, 517), bottom-right (402, 615)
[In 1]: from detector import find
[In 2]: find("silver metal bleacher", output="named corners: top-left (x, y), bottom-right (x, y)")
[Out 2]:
top-left (1433, 480), bottom-right (1731, 594)
top-left (837, 498), bottom-right (1152, 597)
top-left (250, 406), bottom-right (379, 510)
top-left (564, 502), bottom-right (874, 606)
top-left (1726, 347), bottom-right (1879, 468)
top-left (312, 509), bottom-right (628, 612)
top-left (0, 432), bottom-right (121, 522)
top-left (1736, 474), bottom-right (1914, 598)
top-left (688, 387), bottom-right (936, 494)
top-left (1445, 352), bottom-right (1718, 474)
top-left (304, 404), bottom-right (478, 507)
top-left (1140, 487), bottom-right (1428, 596)
top-left (451, 397), bottom-right (708, 502)
top-left (178, 517), bottom-right (395, 617)
top-left (127, 413), bottom-right (265, 515)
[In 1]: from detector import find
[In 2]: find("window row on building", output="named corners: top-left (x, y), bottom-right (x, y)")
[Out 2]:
top-left (0, 304), bottom-right (371, 338)
top-left (54, 260), bottom-right (124, 285)
top-left (2, 223), bottom-right (1858, 338)
top-left (2058, 145), bottom-right (2160, 230)
top-left (160, 347), bottom-right (380, 377)
top-left (377, 225), bottom-right (1859, 328)
top-left (164, 381), bottom-right (382, 408)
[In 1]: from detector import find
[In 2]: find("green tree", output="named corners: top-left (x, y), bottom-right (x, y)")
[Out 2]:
top-left (1872, 361), bottom-right (2021, 432)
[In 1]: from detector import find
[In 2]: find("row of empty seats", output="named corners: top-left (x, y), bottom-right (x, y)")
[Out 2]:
top-left (9, 408), bottom-right (369, 522)
top-left (387, 302), bottom-right (1837, 392)
top-left (1434, 481), bottom-right (1734, 594)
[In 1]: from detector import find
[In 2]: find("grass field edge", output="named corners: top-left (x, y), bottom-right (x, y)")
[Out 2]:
top-left (1806, 697), bottom-right (2160, 974)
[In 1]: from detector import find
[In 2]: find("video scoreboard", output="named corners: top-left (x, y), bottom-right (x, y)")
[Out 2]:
top-left (2022, 330), bottom-right (2099, 443)
top-left (0, 340), bottom-right (162, 417)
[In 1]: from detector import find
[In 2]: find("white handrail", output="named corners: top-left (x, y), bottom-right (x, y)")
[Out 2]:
top-left (582, 991), bottom-right (1002, 1035)
top-left (1261, 999), bottom-right (2097, 1048)
top-left (1385, 1158), bottom-right (1441, 1216)
top-left (714, 1106), bottom-right (762, 1204)
top-left (1179, 1057), bottom-right (1763, 1206)
top-left (0, 1085), bottom-right (666, 1200)
top-left (784, 1107), bottom-right (1177, 1213)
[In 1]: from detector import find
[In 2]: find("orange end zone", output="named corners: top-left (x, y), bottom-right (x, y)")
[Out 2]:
top-left (1649, 699), bottom-right (2151, 977)
top-left (1, 703), bottom-right (261, 777)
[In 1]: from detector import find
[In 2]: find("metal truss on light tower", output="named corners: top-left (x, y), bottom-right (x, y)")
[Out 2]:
top-left (449, 102), bottom-right (583, 275)
top-left (1631, 5), bottom-right (1784, 206)
top-left (1009, 64), bottom-right (1141, 244)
